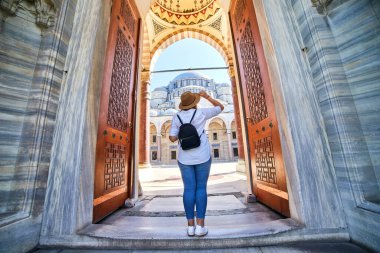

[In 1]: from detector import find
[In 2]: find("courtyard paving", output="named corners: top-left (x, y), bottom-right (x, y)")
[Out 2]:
top-left (139, 161), bottom-right (247, 196)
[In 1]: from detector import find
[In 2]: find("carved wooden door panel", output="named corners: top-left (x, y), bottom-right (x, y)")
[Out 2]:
top-left (93, 0), bottom-right (139, 223)
top-left (230, 0), bottom-right (289, 216)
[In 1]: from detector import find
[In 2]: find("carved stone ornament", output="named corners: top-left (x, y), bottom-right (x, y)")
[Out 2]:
top-left (152, 19), bottom-right (167, 36)
top-left (0, 0), bottom-right (57, 28)
top-left (0, 0), bottom-right (23, 15)
top-left (311, 0), bottom-right (333, 14)
top-left (209, 16), bottom-right (222, 32)
top-left (35, 0), bottom-right (56, 27)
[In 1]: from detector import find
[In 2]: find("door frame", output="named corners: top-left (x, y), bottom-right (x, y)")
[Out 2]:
top-left (40, 0), bottom-right (347, 246)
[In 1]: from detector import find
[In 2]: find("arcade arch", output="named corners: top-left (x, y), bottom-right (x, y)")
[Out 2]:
top-left (207, 117), bottom-right (229, 160)
top-left (159, 120), bottom-right (178, 164)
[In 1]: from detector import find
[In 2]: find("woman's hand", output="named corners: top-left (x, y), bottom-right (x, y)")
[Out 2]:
top-left (169, 136), bottom-right (178, 142)
top-left (199, 91), bottom-right (224, 111)
top-left (199, 91), bottom-right (209, 98)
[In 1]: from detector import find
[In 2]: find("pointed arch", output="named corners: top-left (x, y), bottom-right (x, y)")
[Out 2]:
top-left (150, 28), bottom-right (233, 71)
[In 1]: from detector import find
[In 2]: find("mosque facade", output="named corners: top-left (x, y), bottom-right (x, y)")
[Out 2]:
top-left (149, 72), bottom-right (238, 164)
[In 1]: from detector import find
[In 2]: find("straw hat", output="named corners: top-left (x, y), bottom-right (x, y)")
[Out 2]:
top-left (179, 91), bottom-right (200, 110)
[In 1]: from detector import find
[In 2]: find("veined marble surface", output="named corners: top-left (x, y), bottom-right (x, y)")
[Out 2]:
top-left (256, 0), bottom-right (346, 230)
top-left (288, 0), bottom-right (380, 251)
top-left (0, 0), bottom-right (77, 253)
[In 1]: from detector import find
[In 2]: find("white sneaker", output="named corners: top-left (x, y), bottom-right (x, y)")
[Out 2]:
top-left (187, 226), bottom-right (195, 237)
top-left (195, 225), bottom-right (208, 237)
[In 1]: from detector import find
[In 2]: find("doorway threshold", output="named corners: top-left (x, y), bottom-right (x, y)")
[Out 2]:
top-left (76, 214), bottom-right (352, 250)
top-left (80, 214), bottom-right (299, 240)
top-left (79, 193), bottom-right (304, 247)
top-left (73, 195), bottom-right (350, 249)
top-left (85, 191), bottom-right (299, 238)
top-left (74, 167), bottom-right (348, 249)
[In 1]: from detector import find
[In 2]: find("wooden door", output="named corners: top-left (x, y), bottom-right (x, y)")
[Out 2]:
top-left (230, 0), bottom-right (290, 217)
top-left (93, 0), bottom-right (140, 223)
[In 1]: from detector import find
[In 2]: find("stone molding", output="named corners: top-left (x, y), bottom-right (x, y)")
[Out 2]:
top-left (228, 67), bottom-right (235, 78)
top-left (0, 0), bottom-right (57, 28)
top-left (311, 0), bottom-right (333, 14)
top-left (141, 72), bottom-right (151, 83)
top-left (141, 72), bottom-right (151, 100)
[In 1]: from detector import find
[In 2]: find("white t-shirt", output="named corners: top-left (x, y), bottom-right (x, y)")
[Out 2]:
top-left (169, 106), bottom-right (222, 165)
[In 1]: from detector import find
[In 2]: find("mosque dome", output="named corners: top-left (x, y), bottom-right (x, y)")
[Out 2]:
top-left (216, 82), bottom-right (232, 100)
top-left (163, 108), bottom-right (178, 115)
top-left (151, 88), bottom-right (168, 108)
top-left (150, 71), bottom-right (233, 116)
top-left (150, 109), bottom-right (160, 116)
top-left (151, 89), bottom-right (168, 99)
top-left (172, 72), bottom-right (210, 81)
top-left (218, 87), bottom-right (232, 95)
top-left (154, 87), bottom-right (168, 92)
top-left (216, 83), bottom-right (231, 87)
top-left (223, 104), bottom-right (234, 113)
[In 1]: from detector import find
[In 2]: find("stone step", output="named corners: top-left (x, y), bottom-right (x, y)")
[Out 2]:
top-left (57, 197), bottom-right (348, 250)
top-left (34, 242), bottom-right (368, 252)
top-left (80, 216), bottom-right (299, 240)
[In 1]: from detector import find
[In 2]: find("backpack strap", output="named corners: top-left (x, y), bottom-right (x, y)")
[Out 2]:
top-left (177, 114), bottom-right (184, 125)
top-left (189, 109), bottom-right (197, 124)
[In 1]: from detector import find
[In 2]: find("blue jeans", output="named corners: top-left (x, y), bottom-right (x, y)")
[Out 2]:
top-left (178, 157), bottom-right (211, 220)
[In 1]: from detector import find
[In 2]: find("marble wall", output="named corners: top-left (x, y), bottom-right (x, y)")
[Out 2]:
top-left (268, 0), bottom-right (380, 250)
top-left (0, 0), bottom-right (77, 252)
top-left (0, 1), bottom-right (42, 216)
top-left (254, 0), bottom-right (346, 231)
top-left (41, 0), bottom-right (108, 237)
top-left (328, 0), bottom-right (380, 200)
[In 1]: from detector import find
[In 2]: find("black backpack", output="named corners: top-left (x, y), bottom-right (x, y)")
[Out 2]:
top-left (177, 110), bottom-right (201, 150)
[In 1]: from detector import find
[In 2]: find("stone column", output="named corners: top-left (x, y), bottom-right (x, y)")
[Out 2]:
top-left (157, 134), bottom-right (162, 163)
top-left (138, 73), bottom-right (151, 168)
top-left (230, 70), bottom-right (246, 172)
top-left (226, 130), bottom-right (233, 160)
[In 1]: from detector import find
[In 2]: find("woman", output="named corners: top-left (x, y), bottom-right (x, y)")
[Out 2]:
top-left (169, 91), bottom-right (224, 237)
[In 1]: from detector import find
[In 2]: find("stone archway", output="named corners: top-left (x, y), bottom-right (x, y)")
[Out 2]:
top-left (136, 0), bottom-right (240, 172)
top-left (150, 28), bottom-right (233, 70)
top-left (136, 0), bottom-right (234, 72)
top-left (159, 120), bottom-right (178, 164)
top-left (4, 0), bottom-right (357, 251)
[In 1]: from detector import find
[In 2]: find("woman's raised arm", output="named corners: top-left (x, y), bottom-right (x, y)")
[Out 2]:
top-left (198, 91), bottom-right (224, 111)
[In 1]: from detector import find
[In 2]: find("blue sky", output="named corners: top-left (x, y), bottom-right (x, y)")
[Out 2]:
top-left (150, 38), bottom-right (230, 91)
